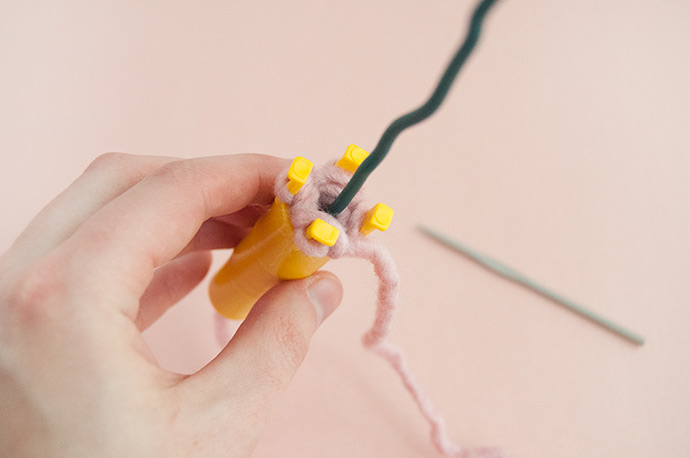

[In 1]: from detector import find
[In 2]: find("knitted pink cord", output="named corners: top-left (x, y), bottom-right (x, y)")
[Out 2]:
top-left (216, 161), bottom-right (506, 457)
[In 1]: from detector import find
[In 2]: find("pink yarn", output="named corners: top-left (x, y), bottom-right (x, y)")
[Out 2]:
top-left (216, 161), bottom-right (506, 457)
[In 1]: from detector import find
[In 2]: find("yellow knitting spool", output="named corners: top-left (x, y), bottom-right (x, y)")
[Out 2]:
top-left (209, 148), bottom-right (391, 320)
top-left (209, 157), bottom-right (331, 320)
top-left (209, 196), bottom-right (333, 320)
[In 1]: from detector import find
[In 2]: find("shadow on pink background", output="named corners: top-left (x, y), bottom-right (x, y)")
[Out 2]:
top-left (2, 1), bottom-right (689, 457)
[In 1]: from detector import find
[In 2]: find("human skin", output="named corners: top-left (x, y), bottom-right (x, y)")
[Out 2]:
top-left (0, 153), bottom-right (343, 458)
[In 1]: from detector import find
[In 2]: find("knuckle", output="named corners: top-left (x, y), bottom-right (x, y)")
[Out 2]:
top-left (147, 161), bottom-right (201, 193)
top-left (83, 153), bottom-right (150, 188)
top-left (148, 160), bottom-right (188, 182)
top-left (85, 152), bottom-right (129, 173)
top-left (148, 160), bottom-right (214, 212)
top-left (5, 259), bottom-right (66, 325)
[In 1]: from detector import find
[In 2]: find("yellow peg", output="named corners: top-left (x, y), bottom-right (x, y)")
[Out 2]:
top-left (287, 156), bottom-right (313, 195)
top-left (336, 144), bottom-right (369, 173)
top-left (360, 203), bottom-right (394, 235)
top-left (306, 219), bottom-right (340, 247)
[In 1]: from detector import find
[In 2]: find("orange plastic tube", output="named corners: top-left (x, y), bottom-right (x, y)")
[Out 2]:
top-left (209, 198), bottom-right (330, 320)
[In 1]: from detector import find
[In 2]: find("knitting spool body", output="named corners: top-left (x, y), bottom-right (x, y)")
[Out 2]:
top-left (209, 197), bottom-right (330, 320)
top-left (210, 150), bottom-right (390, 321)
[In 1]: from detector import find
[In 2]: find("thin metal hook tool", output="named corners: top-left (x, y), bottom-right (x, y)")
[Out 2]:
top-left (419, 225), bottom-right (645, 345)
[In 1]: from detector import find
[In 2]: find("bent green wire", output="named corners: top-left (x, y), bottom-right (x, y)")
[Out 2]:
top-left (325, 0), bottom-right (500, 216)
top-left (419, 225), bottom-right (646, 346)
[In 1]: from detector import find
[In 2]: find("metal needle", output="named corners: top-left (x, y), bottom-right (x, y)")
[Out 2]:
top-left (418, 225), bottom-right (645, 346)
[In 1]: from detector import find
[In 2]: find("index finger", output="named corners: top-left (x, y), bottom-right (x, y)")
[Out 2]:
top-left (57, 154), bottom-right (288, 314)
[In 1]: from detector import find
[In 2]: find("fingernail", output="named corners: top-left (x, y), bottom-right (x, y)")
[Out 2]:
top-left (307, 273), bottom-right (342, 325)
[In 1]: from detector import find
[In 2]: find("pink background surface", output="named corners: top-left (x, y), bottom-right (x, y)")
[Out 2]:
top-left (2, 1), bottom-right (689, 457)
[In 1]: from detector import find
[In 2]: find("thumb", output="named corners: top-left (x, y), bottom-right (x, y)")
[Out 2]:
top-left (184, 271), bottom-right (342, 418)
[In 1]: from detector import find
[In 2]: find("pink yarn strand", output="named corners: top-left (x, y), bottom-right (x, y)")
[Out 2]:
top-left (353, 241), bottom-right (504, 457)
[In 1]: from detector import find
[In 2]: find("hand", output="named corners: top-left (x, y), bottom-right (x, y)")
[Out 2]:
top-left (0, 153), bottom-right (343, 458)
